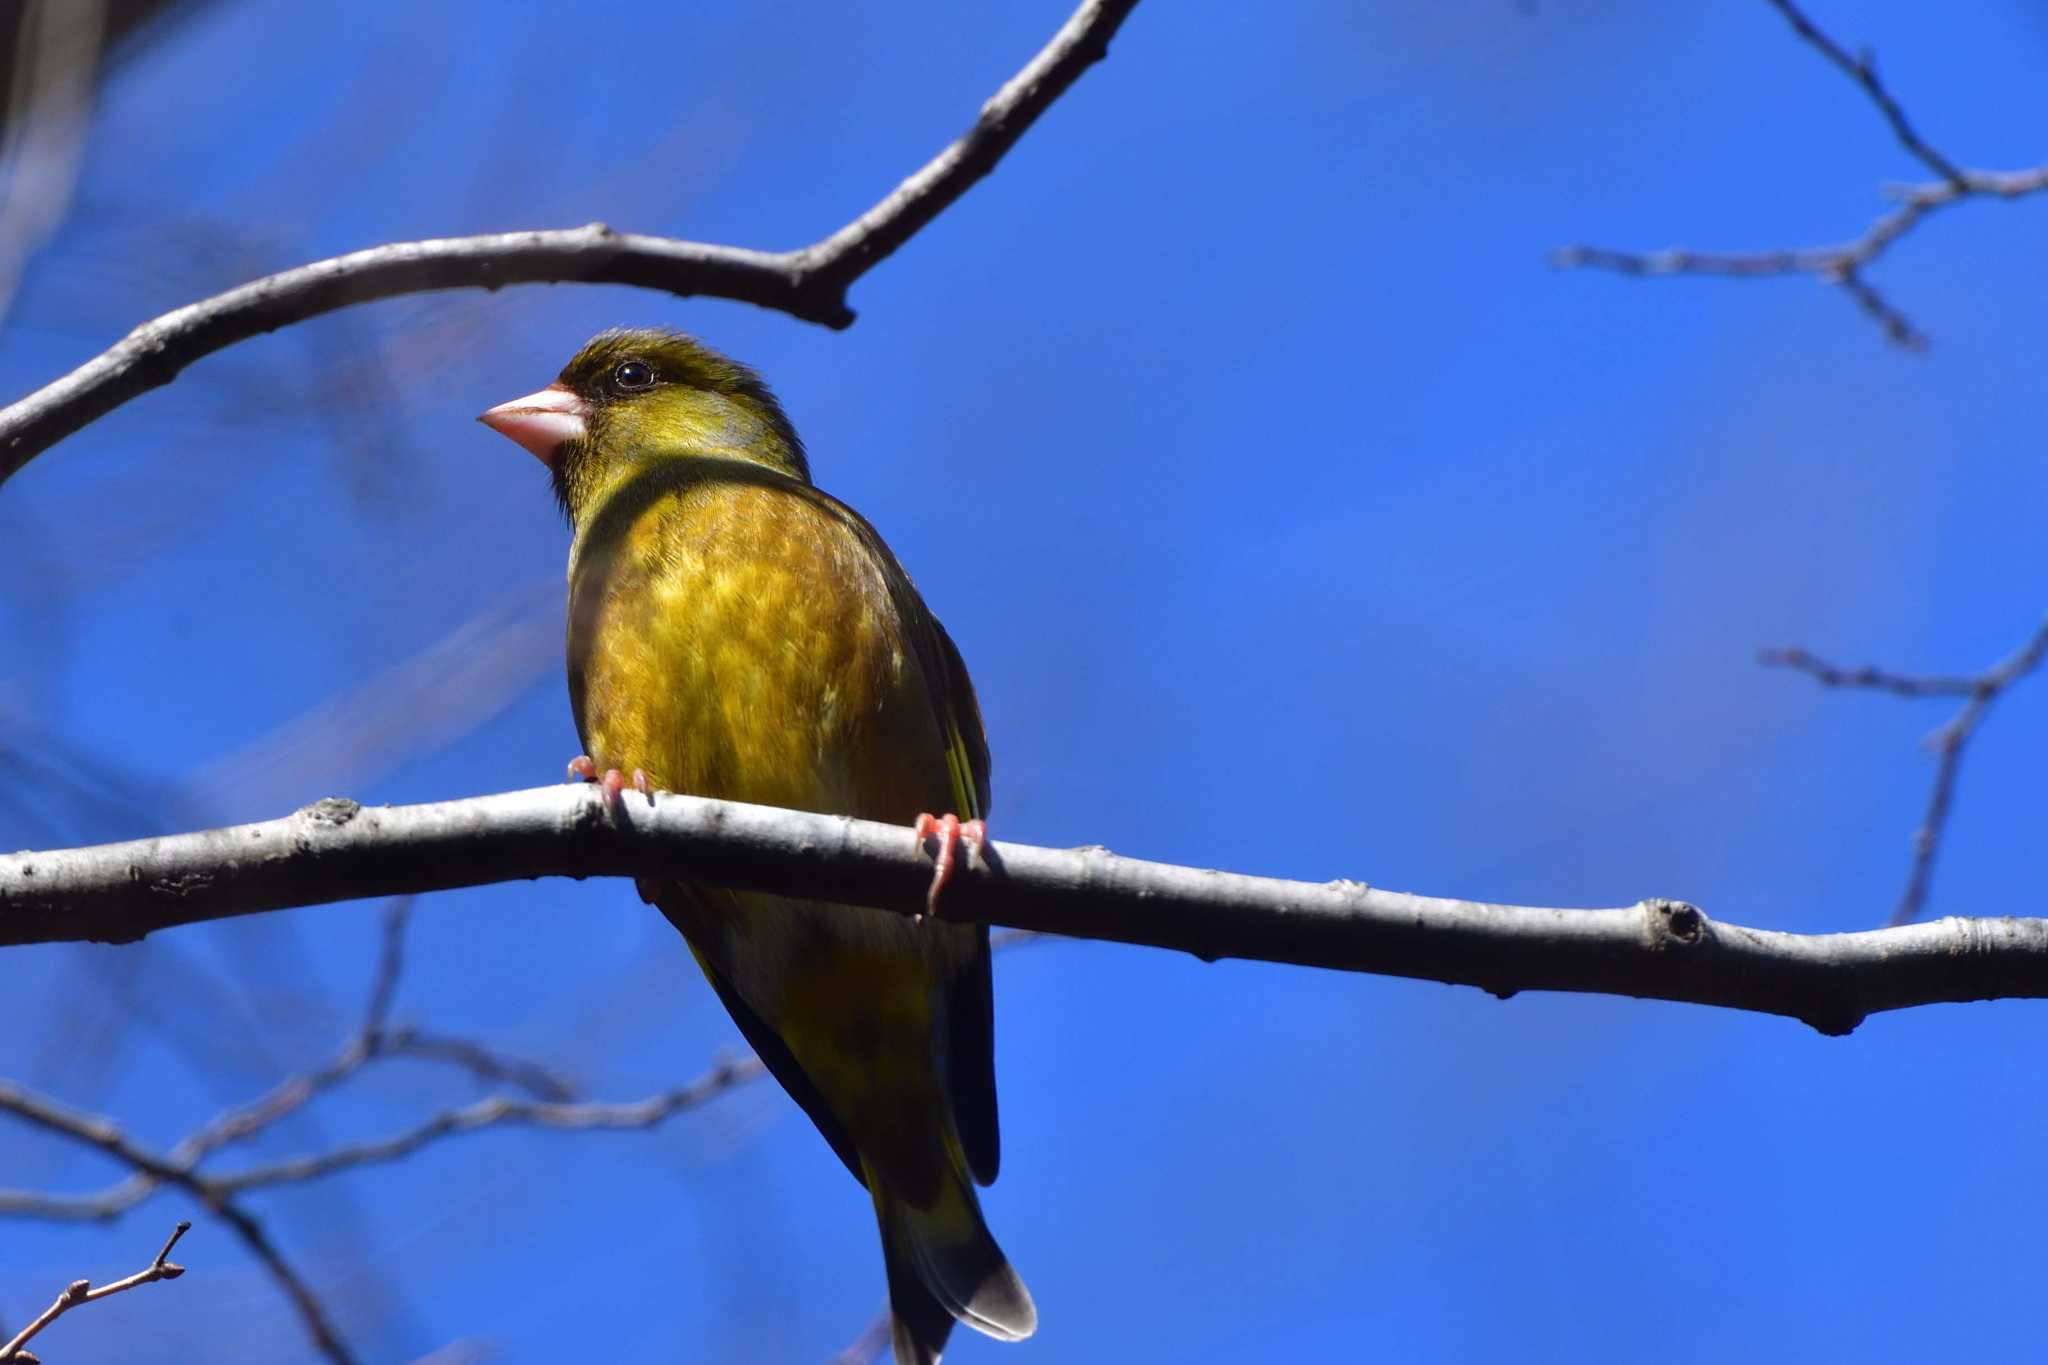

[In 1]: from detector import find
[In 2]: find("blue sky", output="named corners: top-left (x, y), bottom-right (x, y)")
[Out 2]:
top-left (3, 1), bottom-right (2048, 1361)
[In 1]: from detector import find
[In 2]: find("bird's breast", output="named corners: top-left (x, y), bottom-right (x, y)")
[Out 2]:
top-left (567, 477), bottom-right (943, 820)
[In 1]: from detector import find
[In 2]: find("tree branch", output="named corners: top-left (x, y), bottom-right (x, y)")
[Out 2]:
top-left (1763, 616), bottom-right (2048, 924)
top-left (0, 1082), bottom-right (356, 1364)
top-left (0, 888), bottom-right (753, 1362)
top-left (0, 0), bottom-right (1141, 485)
top-left (0, 1220), bottom-right (188, 1365)
top-left (1553, 0), bottom-right (2048, 348)
top-left (12, 784), bottom-right (2048, 1036)
top-left (211, 1057), bottom-right (767, 1196)
top-left (1757, 0), bottom-right (1963, 186)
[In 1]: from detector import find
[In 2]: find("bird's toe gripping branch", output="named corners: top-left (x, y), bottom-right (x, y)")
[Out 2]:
top-left (566, 754), bottom-right (655, 812)
top-left (913, 812), bottom-right (986, 918)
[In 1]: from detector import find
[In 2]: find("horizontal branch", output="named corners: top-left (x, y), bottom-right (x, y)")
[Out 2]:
top-left (212, 1057), bottom-right (767, 1195)
top-left (7, 785), bottom-right (2048, 1037)
top-left (0, 0), bottom-right (1140, 484)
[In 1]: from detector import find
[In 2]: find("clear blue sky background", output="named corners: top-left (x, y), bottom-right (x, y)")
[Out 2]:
top-left (3, 1), bottom-right (2047, 1361)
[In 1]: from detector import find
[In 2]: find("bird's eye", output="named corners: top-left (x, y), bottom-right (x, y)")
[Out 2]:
top-left (611, 360), bottom-right (654, 392)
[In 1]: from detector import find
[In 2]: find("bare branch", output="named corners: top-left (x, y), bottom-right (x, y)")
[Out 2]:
top-left (0, 0), bottom-right (1141, 485)
top-left (1759, 0), bottom-right (1963, 185)
top-left (0, 1023), bottom-right (576, 1218)
top-left (361, 895), bottom-right (411, 1042)
top-left (0, 1083), bottom-right (356, 1364)
top-left (0, 1219), bottom-right (188, 1364)
top-left (1764, 616), bottom-right (2048, 924)
top-left (0, 1058), bottom-right (754, 1354)
top-left (1553, 1), bottom-right (2048, 347)
top-left (1, 919), bottom-right (1033, 1224)
top-left (383, 1029), bottom-right (577, 1104)
top-left (793, 0), bottom-right (1139, 290)
top-left (11, 784), bottom-right (2048, 1035)
top-left (1759, 646), bottom-right (1983, 698)
top-left (211, 1056), bottom-right (766, 1195)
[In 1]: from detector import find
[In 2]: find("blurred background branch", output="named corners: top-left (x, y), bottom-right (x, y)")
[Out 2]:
top-left (1552, 0), bottom-right (2048, 348)
top-left (0, 895), bottom-right (756, 1362)
top-left (1762, 616), bottom-right (2048, 925)
top-left (0, 896), bottom-right (1040, 1361)
top-left (0, 0), bottom-right (108, 325)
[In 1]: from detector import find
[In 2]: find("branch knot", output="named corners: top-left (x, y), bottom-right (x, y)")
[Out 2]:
top-left (1642, 898), bottom-right (1706, 949)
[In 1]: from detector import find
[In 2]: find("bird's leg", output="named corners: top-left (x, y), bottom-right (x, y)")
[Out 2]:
top-left (566, 754), bottom-right (656, 812)
top-left (912, 812), bottom-right (987, 919)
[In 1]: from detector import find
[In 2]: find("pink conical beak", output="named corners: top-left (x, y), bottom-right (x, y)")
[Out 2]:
top-left (478, 382), bottom-right (590, 466)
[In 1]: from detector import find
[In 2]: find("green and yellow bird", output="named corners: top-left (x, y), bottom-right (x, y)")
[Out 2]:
top-left (480, 329), bottom-right (1034, 1364)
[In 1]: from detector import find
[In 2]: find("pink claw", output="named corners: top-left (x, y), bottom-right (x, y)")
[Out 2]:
top-left (568, 755), bottom-right (659, 810)
top-left (913, 812), bottom-right (986, 917)
top-left (565, 754), bottom-right (634, 814)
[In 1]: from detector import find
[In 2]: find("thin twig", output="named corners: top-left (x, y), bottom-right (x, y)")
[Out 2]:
top-left (0, 0), bottom-right (1142, 483)
top-left (1763, 616), bottom-right (2048, 923)
top-left (0, 1025), bottom-right (577, 1221)
top-left (0, 927), bottom-right (1034, 1221)
top-left (385, 1030), bottom-right (577, 1104)
top-left (0, 1083), bottom-right (356, 1363)
top-left (361, 895), bottom-right (411, 1043)
top-left (1759, 0), bottom-right (1964, 185)
top-left (0, 1060), bottom-right (759, 1211)
top-left (0, 1219), bottom-right (189, 1364)
top-left (212, 1057), bottom-right (767, 1194)
top-left (1758, 646), bottom-right (1983, 698)
top-left (1553, 0), bottom-right (2048, 347)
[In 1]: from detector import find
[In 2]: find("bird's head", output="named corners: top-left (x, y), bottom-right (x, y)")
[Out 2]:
top-left (479, 327), bottom-right (809, 522)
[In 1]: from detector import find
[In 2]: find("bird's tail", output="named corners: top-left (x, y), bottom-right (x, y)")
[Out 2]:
top-left (870, 1159), bottom-right (1036, 1365)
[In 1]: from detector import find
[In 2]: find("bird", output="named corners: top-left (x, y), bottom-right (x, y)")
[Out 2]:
top-left (480, 328), bottom-right (1035, 1364)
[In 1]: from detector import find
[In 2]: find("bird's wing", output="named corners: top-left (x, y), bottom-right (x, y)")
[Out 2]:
top-left (827, 494), bottom-right (1003, 1186)
top-left (930, 615), bottom-right (1000, 1185)
top-left (672, 902), bottom-right (867, 1183)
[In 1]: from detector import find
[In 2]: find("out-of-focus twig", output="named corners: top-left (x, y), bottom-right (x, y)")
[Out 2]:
top-left (0, 895), bottom-right (577, 1363)
top-left (0, 1081), bottom-right (356, 1364)
top-left (1554, 0), bottom-right (2048, 348)
top-left (1755, 0), bottom-right (1962, 186)
top-left (211, 1055), bottom-right (767, 1195)
top-left (1763, 615), bottom-right (2048, 923)
top-left (0, 898), bottom-right (574, 1221)
top-left (0, 886), bottom-right (1048, 1356)
top-left (0, 0), bottom-right (107, 326)
top-left (0, 1219), bottom-right (189, 1364)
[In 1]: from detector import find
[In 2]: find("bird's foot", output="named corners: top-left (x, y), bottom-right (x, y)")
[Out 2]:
top-left (567, 754), bottom-right (654, 812)
top-left (912, 813), bottom-right (986, 919)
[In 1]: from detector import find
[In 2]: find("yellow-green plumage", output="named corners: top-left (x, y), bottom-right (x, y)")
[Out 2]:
top-left (518, 329), bottom-right (1031, 1363)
